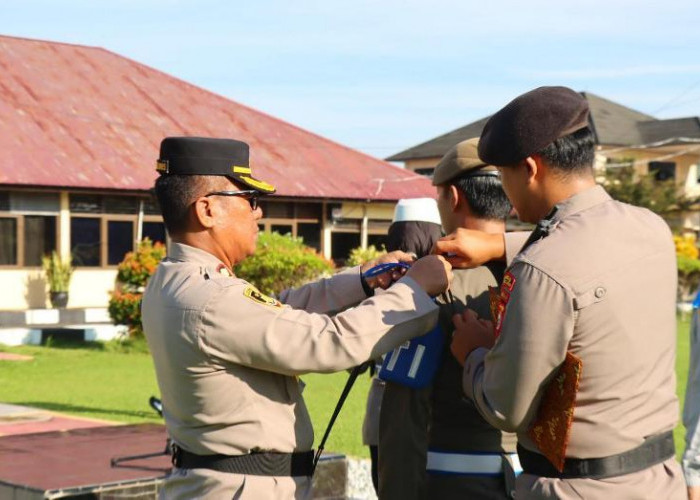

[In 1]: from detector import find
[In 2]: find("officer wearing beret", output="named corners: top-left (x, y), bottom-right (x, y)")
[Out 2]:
top-left (141, 137), bottom-right (453, 499)
top-left (379, 139), bottom-right (519, 500)
top-left (441, 87), bottom-right (685, 499)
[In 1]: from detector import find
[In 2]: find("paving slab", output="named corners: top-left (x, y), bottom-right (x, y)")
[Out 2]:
top-left (0, 423), bottom-right (170, 497)
top-left (0, 403), bottom-right (116, 437)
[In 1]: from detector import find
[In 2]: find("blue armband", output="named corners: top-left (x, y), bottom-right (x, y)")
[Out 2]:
top-left (378, 321), bottom-right (444, 389)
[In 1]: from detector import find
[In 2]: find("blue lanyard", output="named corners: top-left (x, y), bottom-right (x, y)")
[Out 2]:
top-left (361, 262), bottom-right (411, 279)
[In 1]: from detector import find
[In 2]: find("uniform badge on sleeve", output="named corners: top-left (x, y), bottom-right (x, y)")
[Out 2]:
top-left (243, 286), bottom-right (282, 308)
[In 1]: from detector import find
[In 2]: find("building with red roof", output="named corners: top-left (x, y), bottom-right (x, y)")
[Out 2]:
top-left (0, 34), bottom-right (434, 312)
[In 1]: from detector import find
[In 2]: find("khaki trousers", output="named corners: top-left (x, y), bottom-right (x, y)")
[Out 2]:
top-left (160, 467), bottom-right (311, 499)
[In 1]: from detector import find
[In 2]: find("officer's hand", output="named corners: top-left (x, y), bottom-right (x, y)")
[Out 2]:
top-left (405, 255), bottom-right (452, 296)
top-left (432, 229), bottom-right (505, 269)
top-left (450, 309), bottom-right (495, 366)
top-left (360, 250), bottom-right (416, 290)
top-left (689, 486), bottom-right (700, 500)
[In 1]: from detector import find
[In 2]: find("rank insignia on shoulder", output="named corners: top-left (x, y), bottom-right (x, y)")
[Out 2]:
top-left (243, 286), bottom-right (282, 308)
top-left (216, 264), bottom-right (232, 277)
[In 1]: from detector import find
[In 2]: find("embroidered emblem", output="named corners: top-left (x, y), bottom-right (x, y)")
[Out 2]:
top-left (243, 286), bottom-right (282, 308)
top-left (527, 351), bottom-right (583, 472)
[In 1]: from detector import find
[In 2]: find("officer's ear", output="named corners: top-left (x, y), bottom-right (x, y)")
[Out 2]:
top-left (192, 196), bottom-right (217, 229)
top-left (448, 184), bottom-right (461, 212)
top-left (523, 156), bottom-right (539, 185)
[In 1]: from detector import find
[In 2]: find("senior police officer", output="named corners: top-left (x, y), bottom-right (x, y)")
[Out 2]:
top-left (379, 138), bottom-right (519, 500)
top-left (440, 87), bottom-right (685, 499)
top-left (141, 137), bottom-right (452, 499)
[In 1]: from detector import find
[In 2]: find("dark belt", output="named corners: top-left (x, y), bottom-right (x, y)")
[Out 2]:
top-left (172, 444), bottom-right (314, 477)
top-left (518, 431), bottom-right (674, 480)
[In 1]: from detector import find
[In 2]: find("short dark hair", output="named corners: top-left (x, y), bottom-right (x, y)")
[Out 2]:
top-left (451, 175), bottom-right (511, 220)
top-left (154, 175), bottom-right (212, 234)
top-left (537, 126), bottom-right (595, 174)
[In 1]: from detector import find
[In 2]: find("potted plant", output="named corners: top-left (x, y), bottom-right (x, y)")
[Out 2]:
top-left (42, 251), bottom-right (73, 308)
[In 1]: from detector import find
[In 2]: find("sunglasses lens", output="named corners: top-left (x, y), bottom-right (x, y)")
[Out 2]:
top-left (249, 195), bottom-right (259, 211)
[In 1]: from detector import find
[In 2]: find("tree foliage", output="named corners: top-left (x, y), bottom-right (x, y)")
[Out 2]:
top-left (602, 162), bottom-right (679, 214)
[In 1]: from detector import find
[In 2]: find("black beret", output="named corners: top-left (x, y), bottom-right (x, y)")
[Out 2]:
top-left (156, 137), bottom-right (275, 194)
top-left (478, 86), bottom-right (590, 167)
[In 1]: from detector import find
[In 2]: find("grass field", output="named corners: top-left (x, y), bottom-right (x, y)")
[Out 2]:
top-left (0, 316), bottom-right (694, 459)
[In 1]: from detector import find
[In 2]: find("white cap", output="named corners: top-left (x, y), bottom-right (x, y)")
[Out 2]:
top-left (392, 198), bottom-right (441, 225)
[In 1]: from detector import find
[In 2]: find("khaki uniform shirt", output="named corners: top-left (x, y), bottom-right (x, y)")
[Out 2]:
top-left (142, 243), bottom-right (438, 459)
top-left (463, 186), bottom-right (679, 460)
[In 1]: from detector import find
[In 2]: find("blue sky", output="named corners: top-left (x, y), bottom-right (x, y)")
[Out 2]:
top-left (3, 1), bottom-right (700, 158)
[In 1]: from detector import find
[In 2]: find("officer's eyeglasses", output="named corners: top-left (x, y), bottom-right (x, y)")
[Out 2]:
top-left (204, 190), bottom-right (260, 211)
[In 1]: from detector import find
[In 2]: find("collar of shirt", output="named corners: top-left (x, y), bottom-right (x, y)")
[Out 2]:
top-left (167, 242), bottom-right (230, 274)
top-left (551, 185), bottom-right (612, 224)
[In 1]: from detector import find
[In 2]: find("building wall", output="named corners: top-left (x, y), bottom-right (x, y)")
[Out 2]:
top-left (0, 188), bottom-right (401, 311)
top-left (0, 269), bottom-right (117, 310)
top-left (597, 146), bottom-right (700, 196)
top-left (404, 157), bottom-right (440, 173)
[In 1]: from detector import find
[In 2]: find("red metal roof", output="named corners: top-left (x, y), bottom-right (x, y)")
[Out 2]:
top-left (0, 35), bottom-right (434, 201)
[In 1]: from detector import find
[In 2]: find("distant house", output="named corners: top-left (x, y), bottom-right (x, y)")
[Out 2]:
top-left (0, 35), bottom-right (433, 311)
top-left (388, 92), bottom-right (700, 208)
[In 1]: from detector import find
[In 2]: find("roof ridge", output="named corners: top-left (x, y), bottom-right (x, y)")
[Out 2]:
top-left (582, 90), bottom-right (657, 120)
top-left (0, 33), bottom-right (101, 51)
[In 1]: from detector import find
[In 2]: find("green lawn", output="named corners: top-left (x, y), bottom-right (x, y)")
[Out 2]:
top-left (0, 338), bottom-right (373, 457)
top-left (0, 318), bottom-right (694, 460)
top-left (676, 313), bottom-right (691, 459)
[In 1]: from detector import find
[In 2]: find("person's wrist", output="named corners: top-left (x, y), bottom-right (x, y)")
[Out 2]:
top-left (360, 273), bottom-right (375, 296)
top-left (491, 233), bottom-right (506, 261)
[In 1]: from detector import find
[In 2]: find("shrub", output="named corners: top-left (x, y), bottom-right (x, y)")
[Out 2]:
top-left (108, 290), bottom-right (144, 337)
top-left (345, 245), bottom-right (386, 267)
top-left (678, 255), bottom-right (700, 302)
top-left (675, 235), bottom-right (699, 260)
top-left (109, 238), bottom-right (165, 338)
top-left (235, 232), bottom-right (335, 296)
top-left (116, 239), bottom-right (166, 289)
